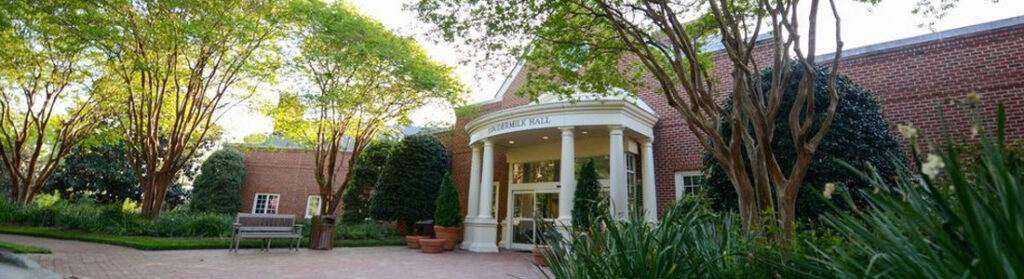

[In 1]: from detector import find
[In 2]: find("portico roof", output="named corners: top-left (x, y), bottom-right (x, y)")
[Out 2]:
top-left (465, 92), bottom-right (660, 145)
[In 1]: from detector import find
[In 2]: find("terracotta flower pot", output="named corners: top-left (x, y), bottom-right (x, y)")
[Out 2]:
top-left (433, 225), bottom-right (460, 251)
top-left (419, 238), bottom-right (446, 254)
top-left (405, 235), bottom-right (428, 249)
top-left (532, 246), bottom-right (549, 266)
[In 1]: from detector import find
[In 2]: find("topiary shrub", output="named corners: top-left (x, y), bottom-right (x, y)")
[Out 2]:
top-left (370, 134), bottom-right (450, 232)
top-left (341, 139), bottom-right (397, 224)
top-left (703, 65), bottom-right (903, 219)
top-left (433, 172), bottom-right (461, 227)
top-left (189, 148), bottom-right (247, 214)
top-left (572, 159), bottom-right (601, 229)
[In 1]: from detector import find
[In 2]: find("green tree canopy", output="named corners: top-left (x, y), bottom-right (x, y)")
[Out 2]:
top-left (0, 0), bottom-right (104, 204)
top-left (341, 139), bottom-right (397, 224)
top-left (67, 0), bottom-right (281, 218)
top-left (370, 134), bottom-right (450, 229)
top-left (275, 0), bottom-right (465, 222)
top-left (190, 148), bottom-right (247, 214)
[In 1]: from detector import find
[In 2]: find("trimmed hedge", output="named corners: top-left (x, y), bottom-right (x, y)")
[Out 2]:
top-left (703, 65), bottom-right (903, 219)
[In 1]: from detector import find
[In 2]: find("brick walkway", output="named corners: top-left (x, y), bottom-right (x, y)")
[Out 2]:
top-left (0, 234), bottom-right (544, 279)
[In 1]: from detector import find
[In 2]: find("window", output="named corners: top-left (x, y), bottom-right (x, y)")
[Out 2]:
top-left (511, 156), bottom-right (613, 184)
top-left (492, 182), bottom-right (500, 219)
top-left (575, 156), bottom-right (610, 179)
top-left (674, 171), bottom-right (704, 199)
top-left (625, 153), bottom-right (638, 204)
top-left (305, 196), bottom-right (322, 218)
top-left (512, 160), bottom-right (559, 183)
top-left (253, 193), bottom-right (280, 214)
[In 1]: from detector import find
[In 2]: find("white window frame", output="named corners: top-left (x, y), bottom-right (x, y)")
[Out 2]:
top-left (674, 171), bottom-right (703, 200)
top-left (252, 193), bottom-right (280, 214)
top-left (305, 195), bottom-right (322, 219)
top-left (625, 153), bottom-right (638, 202)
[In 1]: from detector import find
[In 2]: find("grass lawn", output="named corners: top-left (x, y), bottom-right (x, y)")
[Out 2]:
top-left (0, 225), bottom-right (404, 251)
top-left (0, 240), bottom-right (51, 254)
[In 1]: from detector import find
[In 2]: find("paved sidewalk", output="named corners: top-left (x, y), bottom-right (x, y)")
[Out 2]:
top-left (0, 234), bottom-right (543, 279)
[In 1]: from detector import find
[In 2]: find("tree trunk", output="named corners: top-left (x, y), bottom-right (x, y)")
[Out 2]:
top-left (140, 173), bottom-right (173, 220)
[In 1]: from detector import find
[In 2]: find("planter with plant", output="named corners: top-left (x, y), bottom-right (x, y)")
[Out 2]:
top-left (433, 173), bottom-right (462, 251)
top-left (405, 235), bottom-right (428, 249)
top-left (419, 238), bottom-right (445, 253)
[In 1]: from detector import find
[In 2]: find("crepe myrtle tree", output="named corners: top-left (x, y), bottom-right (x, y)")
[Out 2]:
top-left (412, 0), bottom-right (849, 239)
top-left (66, 0), bottom-right (282, 218)
top-left (278, 0), bottom-right (464, 241)
top-left (0, 1), bottom-right (104, 204)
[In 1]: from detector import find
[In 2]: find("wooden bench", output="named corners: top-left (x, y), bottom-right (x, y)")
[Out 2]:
top-left (230, 213), bottom-right (303, 252)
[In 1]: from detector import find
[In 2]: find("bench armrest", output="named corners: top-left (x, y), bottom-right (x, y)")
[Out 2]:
top-left (293, 224), bottom-right (304, 234)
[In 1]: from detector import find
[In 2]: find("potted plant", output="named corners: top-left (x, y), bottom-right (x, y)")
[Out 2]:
top-left (419, 238), bottom-right (446, 253)
top-left (433, 172), bottom-right (462, 251)
top-left (406, 235), bottom-right (429, 249)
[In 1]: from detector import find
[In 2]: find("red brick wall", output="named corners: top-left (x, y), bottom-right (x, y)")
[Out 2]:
top-left (446, 23), bottom-right (1024, 216)
top-left (238, 148), bottom-right (351, 217)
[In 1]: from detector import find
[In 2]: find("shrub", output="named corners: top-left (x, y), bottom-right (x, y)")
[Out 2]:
top-left (811, 104), bottom-right (1024, 278)
top-left (370, 134), bottom-right (450, 230)
top-left (334, 221), bottom-right (395, 241)
top-left (433, 172), bottom-right (461, 227)
top-left (704, 65), bottom-right (903, 219)
top-left (0, 198), bottom-right (233, 237)
top-left (190, 148), bottom-right (247, 214)
top-left (44, 142), bottom-right (140, 204)
top-left (543, 197), bottom-right (817, 278)
top-left (572, 159), bottom-right (601, 229)
top-left (341, 140), bottom-right (397, 224)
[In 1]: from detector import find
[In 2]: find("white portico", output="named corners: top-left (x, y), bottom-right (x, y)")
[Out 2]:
top-left (461, 93), bottom-right (659, 252)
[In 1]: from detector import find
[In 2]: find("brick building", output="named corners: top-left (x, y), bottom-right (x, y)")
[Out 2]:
top-left (236, 146), bottom-right (351, 218)
top-left (446, 16), bottom-right (1024, 252)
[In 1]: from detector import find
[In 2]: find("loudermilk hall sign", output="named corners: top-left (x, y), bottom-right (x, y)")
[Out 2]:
top-left (487, 116), bottom-right (551, 134)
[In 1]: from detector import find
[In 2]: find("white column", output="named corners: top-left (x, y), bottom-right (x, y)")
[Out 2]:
top-left (461, 145), bottom-right (482, 250)
top-left (467, 139), bottom-right (498, 252)
top-left (608, 126), bottom-right (627, 219)
top-left (466, 145), bottom-right (482, 220)
top-left (477, 140), bottom-right (495, 219)
top-left (641, 139), bottom-right (657, 222)
top-left (558, 127), bottom-right (576, 223)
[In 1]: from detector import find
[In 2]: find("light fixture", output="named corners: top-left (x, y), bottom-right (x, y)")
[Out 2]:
top-left (581, 131), bottom-right (589, 134)
top-left (508, 140), bottom-right (515, 144)
top-left (542, 136), bottom-right (549, 140)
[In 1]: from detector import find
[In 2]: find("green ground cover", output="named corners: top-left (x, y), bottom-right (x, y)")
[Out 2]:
top-left (0, 225), bottom-right (403, 251)
top-left (0, 240), bottom-right (51, 254)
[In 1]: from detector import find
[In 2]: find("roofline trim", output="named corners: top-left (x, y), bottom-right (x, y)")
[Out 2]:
top-left (816, 15), bottom-right (1024, 62)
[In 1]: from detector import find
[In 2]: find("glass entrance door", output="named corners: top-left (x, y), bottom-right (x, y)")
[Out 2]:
top-left (510, 190), bottom-right (559, 250)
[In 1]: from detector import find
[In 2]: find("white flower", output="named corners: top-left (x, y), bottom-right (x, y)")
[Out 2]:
top-left (898, 123), bottom-right (918, 139)
top-left (922, 154), bottom-right (945, 179)
top-left (823, 183), bottom-right (836, 199)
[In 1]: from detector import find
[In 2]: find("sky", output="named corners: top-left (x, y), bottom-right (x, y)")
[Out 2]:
top-left (216, 0), bottom-right (1024, 142)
